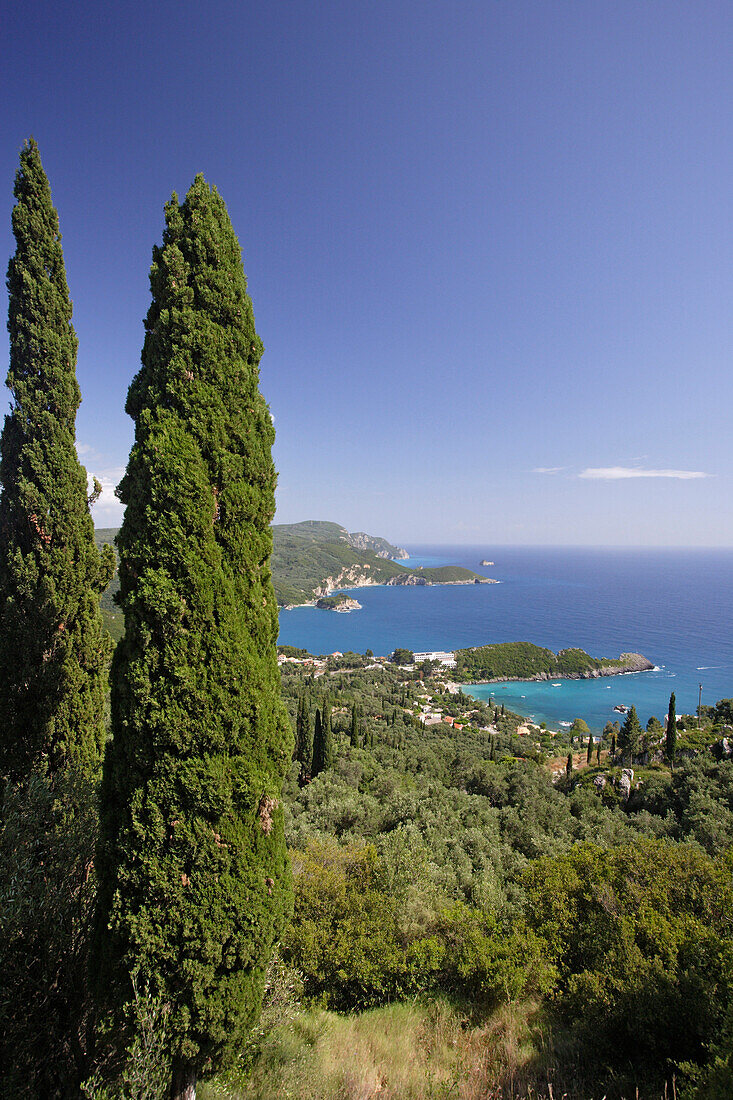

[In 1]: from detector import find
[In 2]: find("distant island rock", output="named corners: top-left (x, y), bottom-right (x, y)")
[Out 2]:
top-left (480, 559), bottom-right (494, 566)
top-left (315, 593), bottom-right (362, 612)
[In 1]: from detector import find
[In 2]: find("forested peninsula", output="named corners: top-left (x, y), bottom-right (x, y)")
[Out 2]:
top-left (452, 642), bottom-right (654, 683)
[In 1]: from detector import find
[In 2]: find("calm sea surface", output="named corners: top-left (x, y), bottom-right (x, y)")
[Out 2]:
top-left (277, 546), bottom-right (733, 732)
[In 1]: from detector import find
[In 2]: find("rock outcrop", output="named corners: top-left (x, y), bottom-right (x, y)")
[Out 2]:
top-left (618, 768), bottom-right (634, 801)
top-left (345, 531), bottom-right (409, 559)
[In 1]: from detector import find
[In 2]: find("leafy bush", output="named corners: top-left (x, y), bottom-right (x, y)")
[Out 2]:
top-left (525, 840), bottom-right (733, 1093)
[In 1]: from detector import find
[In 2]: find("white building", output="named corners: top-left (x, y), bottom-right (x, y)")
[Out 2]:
top-left (413, 651), bottom-right (456, 668)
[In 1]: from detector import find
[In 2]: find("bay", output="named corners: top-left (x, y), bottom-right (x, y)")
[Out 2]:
top-left (277, 546), bottom-right (733, 732)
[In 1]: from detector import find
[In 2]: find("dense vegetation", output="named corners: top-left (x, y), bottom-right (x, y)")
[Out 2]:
top-left (197, 650), bottom-right (733, 1100)
top-left (454, 640), bottom-right (647, 681)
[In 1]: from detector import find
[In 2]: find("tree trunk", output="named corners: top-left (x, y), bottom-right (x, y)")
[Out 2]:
top-left (170, 1059), bottom-right (196, 1100)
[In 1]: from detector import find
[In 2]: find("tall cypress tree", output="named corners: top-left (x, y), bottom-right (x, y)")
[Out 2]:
top-left (294, 692), bottom-right (312, 783)
top-left (96, 176), bottom-right (291, 1099)
top-left (311, 708), bottom-right (323, 776)
top-left (666, 691), bottom-right (677, 763)
top-left (0, 138), bottom-right (113, 782)
top-left (312, 700), bottom-right (335, 777)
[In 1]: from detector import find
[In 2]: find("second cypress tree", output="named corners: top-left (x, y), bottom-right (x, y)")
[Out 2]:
top-left (96, 177), bottom-right (292, 1099)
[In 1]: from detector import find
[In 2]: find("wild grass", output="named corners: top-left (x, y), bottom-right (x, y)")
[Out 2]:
top-left (198, 996), bottom-right (605, 1100)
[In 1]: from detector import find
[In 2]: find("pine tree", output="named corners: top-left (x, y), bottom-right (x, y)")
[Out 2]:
top-left (0, 138), bottom-right (114, 782)
top-left (666, 691), bottom-right (677, 763)
top-left (95, 176), bottom-right (291, 1099)
top-left (618, 705), bottom-right (642, 763)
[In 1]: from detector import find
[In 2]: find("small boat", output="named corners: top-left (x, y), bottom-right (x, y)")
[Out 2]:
top-left (551, 682), bottom-right (561, 687)
top-left (613, 704), bottom-right (629, 714)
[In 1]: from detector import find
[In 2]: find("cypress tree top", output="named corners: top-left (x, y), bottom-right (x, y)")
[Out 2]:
top-left (618, 704), bottom-right (642, 762)
top-left (97, 176), bottom-right (292, 1092)
top-left (666, 691), bottom-right (677, 762)
top-left (0, 138), bottom-right (113, 781)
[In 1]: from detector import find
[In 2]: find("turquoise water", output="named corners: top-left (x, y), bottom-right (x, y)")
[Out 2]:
top-left (465, 671), bottom-right (675, 734)
top-left (277, 546), bottom-right (733, 732)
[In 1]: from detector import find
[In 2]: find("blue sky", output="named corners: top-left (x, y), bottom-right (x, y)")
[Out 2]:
top-left (2, 1), bottom-right (732, 545)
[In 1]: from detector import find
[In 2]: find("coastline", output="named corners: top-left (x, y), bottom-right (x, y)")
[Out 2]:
top-left (277, 546), bottom-right (732, 725)
top-left (280, 572), bottom-right (498, 612)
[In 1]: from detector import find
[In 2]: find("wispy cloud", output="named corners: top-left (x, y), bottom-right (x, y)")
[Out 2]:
top-left (578, 467), bottom-right (711, 481)
top-left (532, 466), bottom-right (567, 475)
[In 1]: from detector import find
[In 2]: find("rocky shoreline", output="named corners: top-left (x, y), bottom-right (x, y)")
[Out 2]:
top-left (281, 566), bottom-right (497, 609)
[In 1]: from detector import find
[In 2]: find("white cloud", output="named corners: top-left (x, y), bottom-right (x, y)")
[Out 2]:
top-left (532, 466), bottom-right (566, 475)
top-left (87, 468), bottom-right (125, 526)
top-left (578, 467), bottom-right (711, 481)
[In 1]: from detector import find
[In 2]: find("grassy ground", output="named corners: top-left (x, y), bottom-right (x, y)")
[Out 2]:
top-left (199, 998), bottom-right (580, 1100)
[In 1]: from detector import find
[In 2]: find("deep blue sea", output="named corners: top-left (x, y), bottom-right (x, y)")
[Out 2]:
top-left (277, 546), bottom-right (733, 733)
